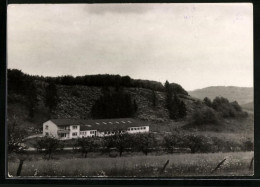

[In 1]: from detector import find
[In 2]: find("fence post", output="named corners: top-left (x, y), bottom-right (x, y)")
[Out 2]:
top-left (249, 156), bottom-right (254, 170)
top-left (16, 159), bottom-right (24, 176)
top-left (160, 160), bottom-right (169, 175)
top-left (211, 158), bottom-right (226, 174)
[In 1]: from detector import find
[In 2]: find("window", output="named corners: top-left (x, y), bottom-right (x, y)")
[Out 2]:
top-left (109, 122), bottom-right (113, 124)
top-left (131, 128), bottom-right (133, 131)
top-left (72, 132), bottom-right (77, 136)
top-left (144, 127), bottom-right (146, 130)
top-left (73, 126), bottom-right (78, 129)
top-left (103, 122), bottom-right (107, 124)
top-left (128, 121), bottom-right (132, 123)
top-left (134, 128), bottom-right (137, 130)
top-left (45, 125), bottom-right (48, 130)
top-left (96, 122), bottom-right (100, 125)
top-left (115, 121), bottom-right (119, 124)
top-left (45, 132), bottom-right (49, 136)
top-left (121, 121), bottom-right (125, 123)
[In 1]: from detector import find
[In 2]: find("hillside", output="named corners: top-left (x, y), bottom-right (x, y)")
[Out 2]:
top-left (7, 69), bottom-right (253, 139)
top-left (189, 86), bottom-right (253, 105)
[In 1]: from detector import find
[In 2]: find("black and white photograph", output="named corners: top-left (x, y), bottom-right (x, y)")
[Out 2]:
top-left (7, 3), bottom-right (254, 177)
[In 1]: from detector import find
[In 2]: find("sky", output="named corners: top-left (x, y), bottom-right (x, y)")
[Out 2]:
top-left (7, 3), bottom-right (253, 91)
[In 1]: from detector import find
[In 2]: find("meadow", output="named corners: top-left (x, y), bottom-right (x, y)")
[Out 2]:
top-left (8, 151), bottom-right (253, 177)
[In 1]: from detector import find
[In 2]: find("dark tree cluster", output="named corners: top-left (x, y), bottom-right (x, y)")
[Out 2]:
top-left (44, 82), bottom-right (59, 112)
top-left (203, 96), bottom-right (247, 118)
top-left (190, 107), bottom-right (219, 126)
top-left (8, 69), bottom-right (39, 118)
top-left (165, 81), bottom-right (187, 120)
top-left (8, 69), bottom-right (190, 93)
top-left (91, 90), bottom-right (138, 119)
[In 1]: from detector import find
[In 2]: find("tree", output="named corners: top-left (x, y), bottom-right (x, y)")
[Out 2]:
top-left (182, 133), bottom-right (212, 153)
top-left (102, 133), bottom-right (133, 157)
top-left (45, 82), bottom-right (59, 112)
top-left (164, 80), bottom-right (172, 110)
top-left (26, 81), bottom-right (38, 118)
top-left (76, 137), bottom-right (97, 158)
top-left (152, 90), bottom-right (157, 107)
top-left (203, 97), bottom-right (212, 108)
top-left (163, 131), bottom-right (185, 153)
top-left (35, 136), bottom-right (64, 160)
top-left (168, 94), bottom-right (187, 120)
top-left (190, 107), bottom-right (219, 126)
top-left (91, 91), bottom-right (137, 119)
top-left (8, 117), bottom-right (27, 153)
top-left (178, 100), bottom-right (187, 118)
top-left (134, 133), bottom-right (157, 155)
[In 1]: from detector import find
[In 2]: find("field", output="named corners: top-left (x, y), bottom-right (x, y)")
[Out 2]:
top-left (8, 151), bottom-right (253, 177)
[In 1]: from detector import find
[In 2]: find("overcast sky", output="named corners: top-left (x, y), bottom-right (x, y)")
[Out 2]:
top-left (7, 3), bottom-right (253, 91)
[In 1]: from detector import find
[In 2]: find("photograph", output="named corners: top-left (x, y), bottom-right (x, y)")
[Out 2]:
top-left (7, 3), bottom-right (254, 178)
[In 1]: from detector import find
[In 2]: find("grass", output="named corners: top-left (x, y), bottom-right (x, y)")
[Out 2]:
top-left (8, 151), bottom-right (254, 177)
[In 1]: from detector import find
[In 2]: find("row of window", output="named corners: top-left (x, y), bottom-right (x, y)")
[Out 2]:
top-left (80, 131), bottom-right (96, 135)
top-left (104, 130), bottom-right (126, 135)
top-left (129, 127), bottom-right (146, 131)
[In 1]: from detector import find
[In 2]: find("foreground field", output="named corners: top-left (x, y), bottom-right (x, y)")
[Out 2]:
top-left (8, 151), bottom-right (253, 177)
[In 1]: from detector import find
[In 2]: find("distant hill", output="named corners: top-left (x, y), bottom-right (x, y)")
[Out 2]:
top-left (241, 102), bottom-right (254, 111)
top-left (189, 86), bottom-right (253, 105)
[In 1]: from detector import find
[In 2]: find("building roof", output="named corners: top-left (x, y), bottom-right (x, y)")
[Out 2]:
top-left (50, 118), bottom-right (149, 131)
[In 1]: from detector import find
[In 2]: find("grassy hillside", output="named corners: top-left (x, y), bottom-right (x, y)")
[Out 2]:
top-left (189, 86), bottom-right (253, 105)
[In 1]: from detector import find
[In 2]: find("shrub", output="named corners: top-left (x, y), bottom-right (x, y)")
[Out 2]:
top-left (182, 134), bottom-right (213, 153)
top-left (133, 133), bottom-right (157, 155)
top-left (163, 132), bottom-right (185, 153)
top-left (242, 138), bottom-right (254, 151)
top-left (190, 107), bottom-right (219, 126)
top-left (35, 136), bottom-right (64, 160)
top-left (212, 97), bottom-right (247, 118)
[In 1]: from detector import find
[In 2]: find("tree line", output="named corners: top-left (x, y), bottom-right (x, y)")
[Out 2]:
top-left (32, 131), bottom-right (253, 160)
top-left (8, 69), bottom-right (168, 92)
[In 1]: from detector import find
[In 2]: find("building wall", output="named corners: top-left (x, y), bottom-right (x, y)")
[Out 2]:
top-left (79, 130), bottom-right (97, 137)
top-left (69, 125), bottom-right (80, 138)
top-left (43, 120), bottom-right (59, 138)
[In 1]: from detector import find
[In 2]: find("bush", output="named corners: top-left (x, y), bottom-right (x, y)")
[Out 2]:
top-left (163, 132), bottom-right (185, 153)
top-left (242, 138), bottom-right (254, 151)
top-left (133, 133), bottom-right (157, 155)
top-left (182, 134), bottom-right (213, 153)
top-left (212, 97), bottom-right (247, 118)
top-left (190, 107), bottom-right (219, 126)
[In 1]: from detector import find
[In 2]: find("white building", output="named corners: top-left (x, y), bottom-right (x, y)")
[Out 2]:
top-left (43, 118), bottom-right (149, 140)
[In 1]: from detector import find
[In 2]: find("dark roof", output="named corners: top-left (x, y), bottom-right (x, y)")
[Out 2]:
top-left (50, 118), bottom-right (149, 131)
